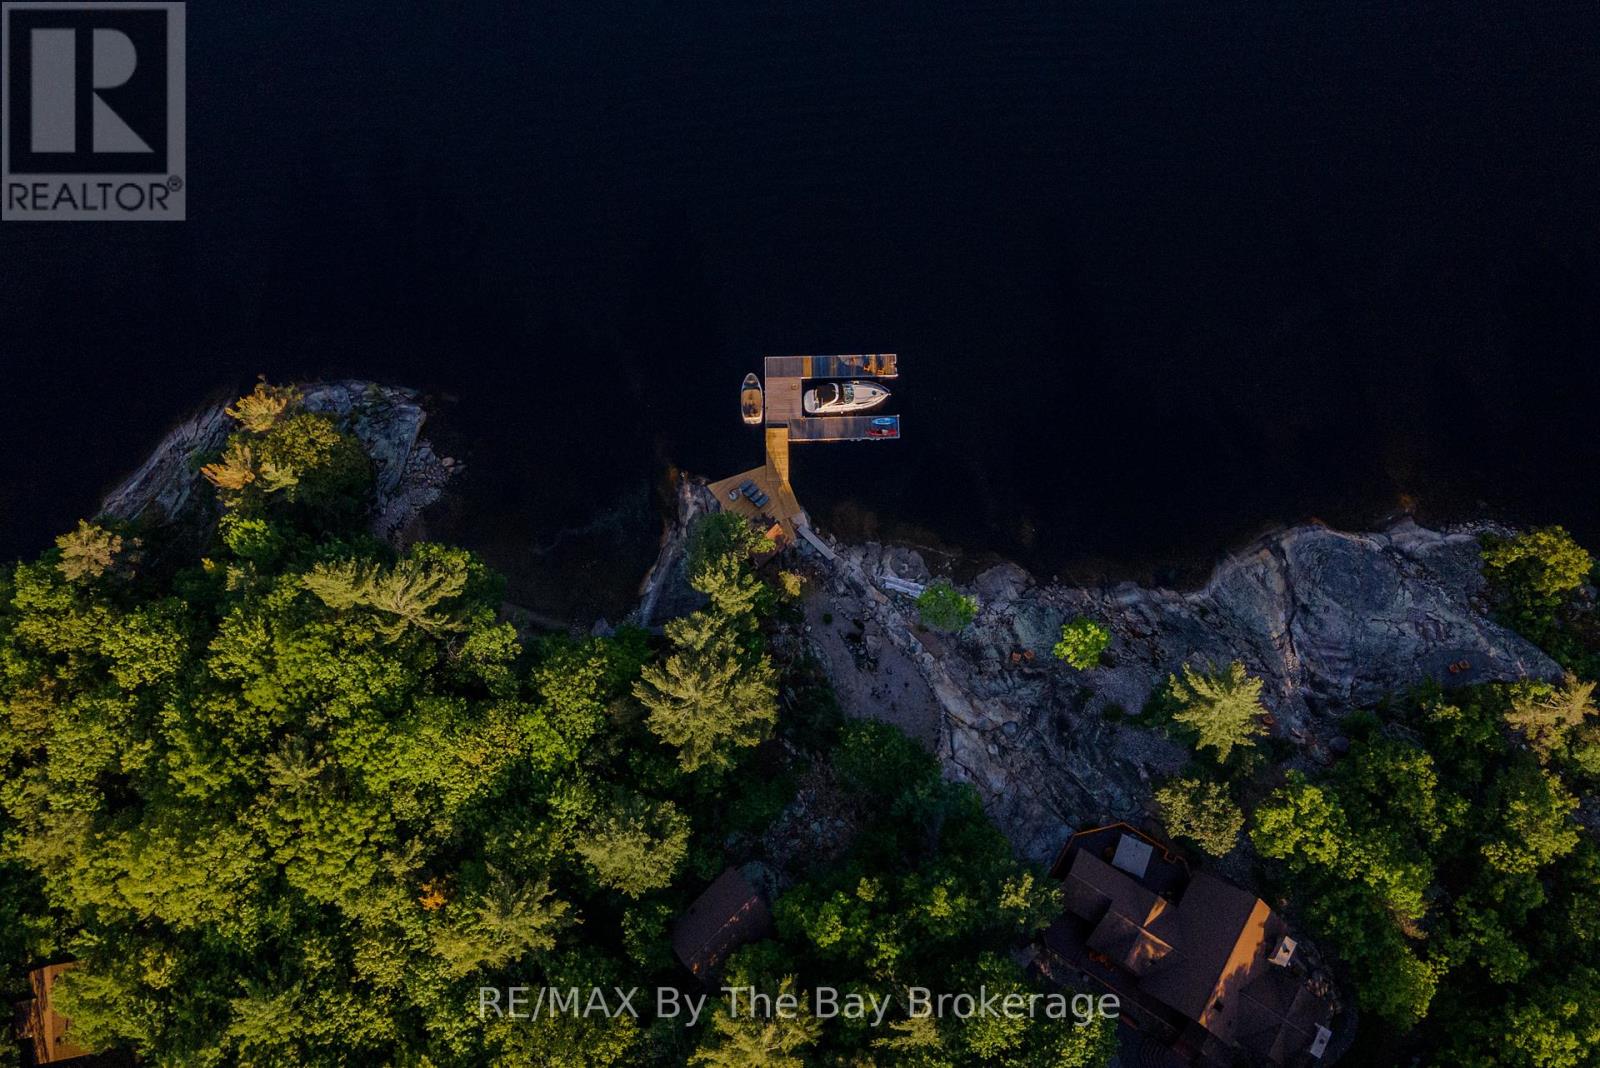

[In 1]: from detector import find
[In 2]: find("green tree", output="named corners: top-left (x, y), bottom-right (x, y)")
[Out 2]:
top-left (916, 580), bottom-right (977, 632)
top-left (690, 977), bottom-right (821, 1068)
top-left (1166, 661), bottom-right (1268, 763)
top-left (432, 868), bottom-right (572, 977)
top-left (1479, 760), bottom-right (1580, 877)
top-left (635, 622), bottom-right (777, 772)
top-left (686, 512), bottom-right (768, 580)
top-left (303, 548), bottom-right (471, 640)
top-left (1053, 616), bottom-right (1110, 669)
top-left (691, 552), bottom-right (765, 620)
top-left (1482, 526), bottom-right (1594, 650)
top-left (1154, 778), bottom-right (1244, 856)
top-left (575, 794), bottom-right (691, 897)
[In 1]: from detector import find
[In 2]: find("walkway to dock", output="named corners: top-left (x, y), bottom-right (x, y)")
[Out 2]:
top-left (708, 427), bottom-right (805, 542)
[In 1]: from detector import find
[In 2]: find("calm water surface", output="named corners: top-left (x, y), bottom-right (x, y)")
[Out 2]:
top-left (4, 3), bottom-right (1599, 617)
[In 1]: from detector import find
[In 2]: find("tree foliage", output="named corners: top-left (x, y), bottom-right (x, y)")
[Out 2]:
top-left (1505, 674), bottom-right (1597, 763)
top-left (1482, 526), bottom-right (1595, 662)
top-left (1154, 778), bottom-right (1243, 856)
top-left (54, 520), bottom-right (124, 583)
top-left (916, 580), bottom-right (977, 633)
top-left (1253, 683), bottom-right (1598, 1059)
top-left (1166, 661), bottom-right (1268, 763)
top-left (575, 793), bottom-right (690, 898)
top-left (689, 977), bottom-right (821, 1068)
top-left (225, 379), bottom-right (301, 433)
top-left (0, 390), bottom-right (1112, 1068)
top-left (1053, 616), bottom-right (1110, 669)
top-left (743, 720), bottom-right (1115, 1068)
top-left (635, 622), bottom-right (778, 772)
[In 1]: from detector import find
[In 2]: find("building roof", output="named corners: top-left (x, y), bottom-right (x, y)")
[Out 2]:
top-left (671, 868), bottom-right (773, 979)
top-left (1140, 873), bottom-right (1280, 1029)
top-left (1088, 910), bottom-right (1176, 976)
top-left (1053, 849), bottom-right (1331, 1066)
top-left (1112, 833), bottom-right (1155, 878)
top-left (16, 964), bottom-right (90, 1064)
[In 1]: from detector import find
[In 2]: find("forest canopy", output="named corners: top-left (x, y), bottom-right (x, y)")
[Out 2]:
top-left (0, 389), bottom-right (1107, 1068)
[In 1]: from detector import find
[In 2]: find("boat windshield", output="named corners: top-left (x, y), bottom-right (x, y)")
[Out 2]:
top-left (841, 385), bottom-right (854, 401)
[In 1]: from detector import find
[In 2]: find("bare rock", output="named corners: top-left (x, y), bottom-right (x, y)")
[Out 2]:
top-left (100, 381), bottom-right (457, 547)
top-left (806, 521), bottom-right (1561, 865)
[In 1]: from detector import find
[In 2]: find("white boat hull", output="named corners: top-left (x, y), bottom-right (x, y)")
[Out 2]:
top-left (803, 381), bottom-right (891, 415)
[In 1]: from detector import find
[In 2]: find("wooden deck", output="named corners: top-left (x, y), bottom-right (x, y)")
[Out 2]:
top-left (708, 426), bottom-right (806, 543)
top-left (763, 353), bottom-right (897, 383)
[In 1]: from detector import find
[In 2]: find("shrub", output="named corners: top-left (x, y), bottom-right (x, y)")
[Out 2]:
top-left (1053, 616), bottom-right (1110, 669)
top-left (916, 580), bottom-right (977, 632)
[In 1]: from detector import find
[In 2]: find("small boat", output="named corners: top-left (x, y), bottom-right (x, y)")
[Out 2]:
top-left (740, 373), bottom-right (763, 425)
top-left (803, 380), bottom-right (891, 415)
top-left (867, 415), bottom-right (900, 439)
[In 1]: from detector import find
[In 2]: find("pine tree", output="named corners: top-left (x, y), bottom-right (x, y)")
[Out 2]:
top-left (1505, 674), bottom-right (1596, 762)
top-left (690, 977), bottom-right (821, 1068)
top-left (433, 868), bottom-right (570, 977)
top-left (224, 380), bottom-right (301, 433)
top-left (201, 439), bottom-right (256, 493)
top-left (1167, 661), bottom-right (1268, 763)
top-left (302, 559), bottom-right (380, 611)
top-left (634, 627), bottom-right (777, 772)
top-left (691, 553), bottom-right (764, 619)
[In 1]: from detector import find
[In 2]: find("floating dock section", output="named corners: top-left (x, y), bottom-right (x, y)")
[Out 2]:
top-left (709, 354), bottom-right (899, 546)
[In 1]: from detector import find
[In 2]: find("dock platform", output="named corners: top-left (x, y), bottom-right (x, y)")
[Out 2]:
top-left (710, 353), bottom-right (900, 548)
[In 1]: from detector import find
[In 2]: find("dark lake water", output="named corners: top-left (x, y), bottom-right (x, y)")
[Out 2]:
top-left (4, 3), bottom-right (1599, 618)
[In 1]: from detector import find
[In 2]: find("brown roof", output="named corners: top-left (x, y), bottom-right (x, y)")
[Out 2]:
top-left (1087, 910), bottom-right (1175, 976)
top-left (16, 964), bottom-right (90, 1064)
top-left (1140, 873), bottom-right (1278, 1028)
top-left (1053, 852), bottom-right (1331, 1065)
top-left (671, 868), bottom-right (773, 978)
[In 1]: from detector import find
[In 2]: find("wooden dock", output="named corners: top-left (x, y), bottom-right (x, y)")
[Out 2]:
top-left (710, 353), bottom-right (900, 547)
top-left (708, 426), bottom-right (805, 543)
top-left (762, 354), bottom-right (900, 443)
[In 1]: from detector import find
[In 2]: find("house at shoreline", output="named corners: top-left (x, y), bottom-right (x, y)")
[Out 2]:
top-left (1039, 824), bottom-right (1335, 1067)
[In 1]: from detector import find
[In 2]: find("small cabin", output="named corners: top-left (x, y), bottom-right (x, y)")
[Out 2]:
top-left (13, 964), bottom-right (90, 1065)
top-left (671, 867), bottom-right (774, 979)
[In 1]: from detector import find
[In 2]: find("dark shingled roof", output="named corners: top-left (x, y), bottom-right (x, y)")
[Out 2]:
top-left (1051, 848), bottom-right (1333, 1065)
top-left (671, 868), bottom-right (773, 979)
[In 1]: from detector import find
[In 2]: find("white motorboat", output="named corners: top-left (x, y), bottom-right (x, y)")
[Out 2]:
top-left (802, 380), bottom-right (891, 415)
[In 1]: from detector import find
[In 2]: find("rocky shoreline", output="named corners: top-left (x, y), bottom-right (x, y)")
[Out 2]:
top-left (96, 385), bottom-right (1567, 866)
top-left (99, 381), bottom-right (459, 546)
top-left (644, 477), bottom-right (1564, 864)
